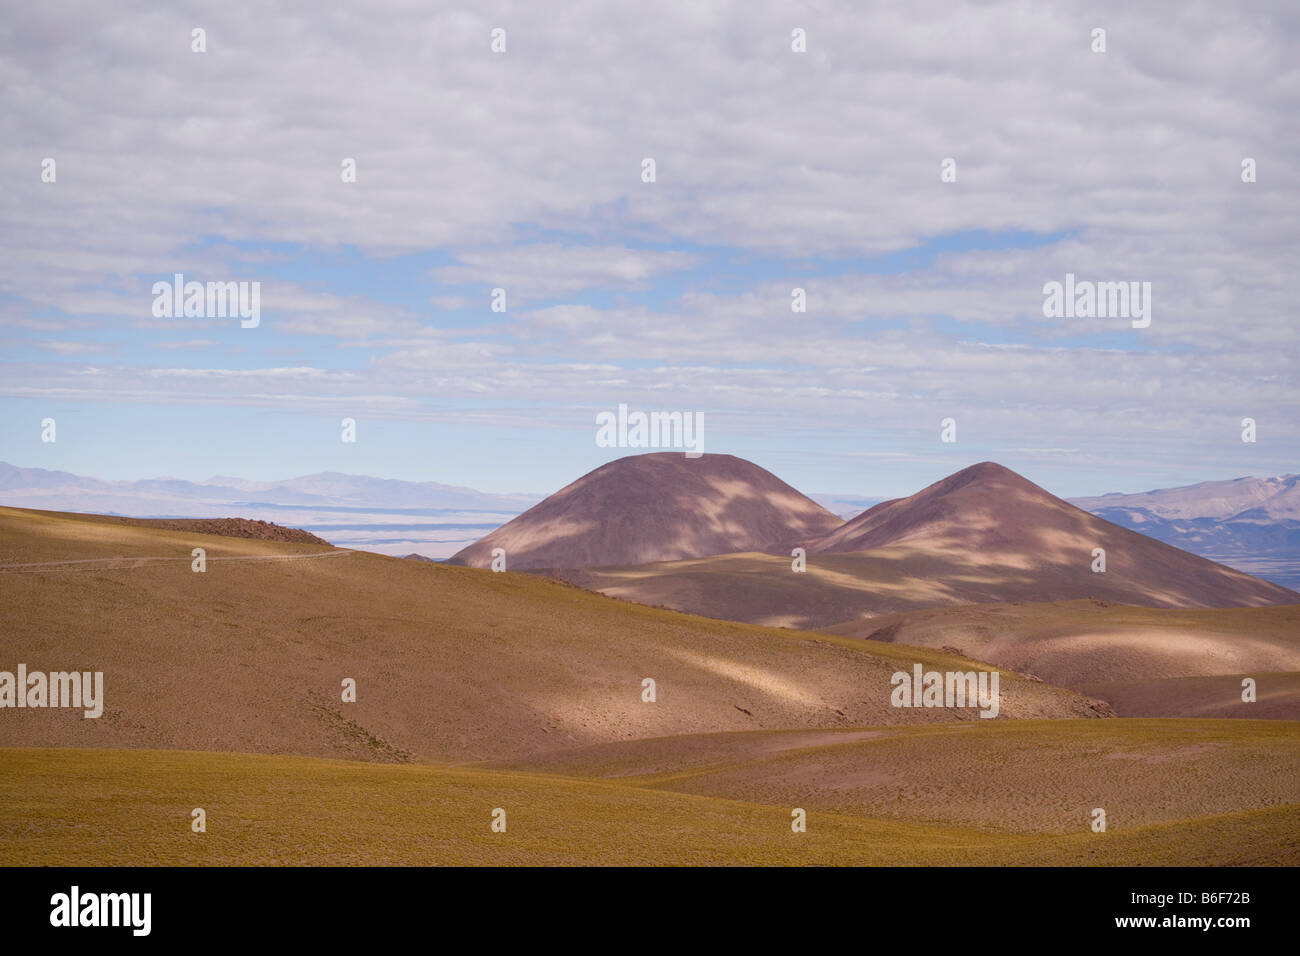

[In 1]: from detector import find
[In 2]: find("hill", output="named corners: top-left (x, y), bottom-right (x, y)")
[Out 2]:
top-left (97, 515), bottom-right (330, 545)
top-left (0, 505), bottom-right (1100, 765)
top-left (822, 600), bottom-right (1300, 719)
top-left (3, 504), bottom-right (1296, 866)
top-left (0, 460), bottom-right (536, 559)
top-left (447, 453), bottom-right (842, 571)
top-left (807, 462), bottom-right (1294, 607)
top-left (560, 462), bottom-right (1298, 630)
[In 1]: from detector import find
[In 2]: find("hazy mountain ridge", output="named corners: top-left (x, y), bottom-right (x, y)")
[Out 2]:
top-left (1070, 474), bottom-right (1300, 520)
top-left (0, 461), bottom-right (538, 511)
top-left (1070, 474), bottom-right (1300, 589)
top-left (0, 461), bottom-right (538, 558)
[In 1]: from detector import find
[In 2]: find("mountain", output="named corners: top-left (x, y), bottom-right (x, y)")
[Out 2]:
top-left (447, 452), bottom-right (843, 570)
top-left (0, 461), bottom-right (537, 512)
top-left (1069, 474), bottom-right (1300, 589)
top-left (559, 461), bottom-right (1298, 630)
top-left (1070, 474), bottom-right (1300, 520)
top-left (0, 461), bottom-right (538, 558)
top-left (805, 462), bottom-right (1295, 606)
top-left (809, 492), bottom-right (888, 521)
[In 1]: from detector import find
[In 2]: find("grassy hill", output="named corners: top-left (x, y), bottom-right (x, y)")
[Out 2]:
top-left (3, 728), bottom-right (1296, 865)
top-left (494, 719), bottom-right (1300, 836)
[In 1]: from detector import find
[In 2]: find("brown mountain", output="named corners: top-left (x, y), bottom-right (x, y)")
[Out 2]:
top-left (560, 461), bottom-right (1298, 630)
top-left (446, 452), bottom-right (841, 571)
top-left (805, 461), bottom-right (1296, 608)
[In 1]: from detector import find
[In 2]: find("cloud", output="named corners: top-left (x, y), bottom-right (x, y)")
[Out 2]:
top-left (28, 340), bottom-right (115, 355)
top-left (149, 339), bottom-right (222, 350)
top-left (1, 0), bottom-right (1296, 487)
top-left (432, 244), bottom-right (697, 304)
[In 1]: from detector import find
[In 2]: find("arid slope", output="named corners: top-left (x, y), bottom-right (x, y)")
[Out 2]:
top-left (0, 506), bottom-right (1100, 765)
top-left (560, 463), bottom-right (1297, 629)
top-left (447, 452), bottom-right (841, 570)
top-left (823, 599), bottom-right (1300, 718)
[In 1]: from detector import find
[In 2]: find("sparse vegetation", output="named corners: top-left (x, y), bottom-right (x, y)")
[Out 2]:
top-left (2, 507), bottom-right (1297, 866)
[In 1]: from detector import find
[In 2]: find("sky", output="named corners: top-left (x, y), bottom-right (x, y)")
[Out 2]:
top-left (1, 0), bottom-right (1296, 499)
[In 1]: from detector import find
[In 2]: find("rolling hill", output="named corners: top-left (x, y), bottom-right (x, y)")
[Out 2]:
top-left (0, 505), bottom-right (1101, 765)
top-left (3, 504), bottom-right (1298, 866)
top-left (822, 600), bottom-right (1300, 719)
top-left (494, 719), bottom-right (1300, 841)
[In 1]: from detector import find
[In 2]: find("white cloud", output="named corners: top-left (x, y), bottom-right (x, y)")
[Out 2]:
top-left (432, 244), bottom-right (697, 304)
top-left (1, 0), bottom-right (1296, 484)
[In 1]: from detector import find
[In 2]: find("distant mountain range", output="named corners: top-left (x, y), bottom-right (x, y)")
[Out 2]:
top-left (0, 462), bottom-right (538, 511)
top-left (808, 493), bottom-right (886, 521)
top-left (1068, 475), bottom-right (1300, 589)
top-left (1069, 474), bottom-right (1300, 520)
top-left (0, 461), bottom-right (539, 558)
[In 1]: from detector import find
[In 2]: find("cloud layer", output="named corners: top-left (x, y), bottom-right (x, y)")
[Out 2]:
top-left (1, 0), bottom-right (1296, 492)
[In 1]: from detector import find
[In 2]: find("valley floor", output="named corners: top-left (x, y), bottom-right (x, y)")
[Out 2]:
top-left (3, 718), bottom-right (1297, 866)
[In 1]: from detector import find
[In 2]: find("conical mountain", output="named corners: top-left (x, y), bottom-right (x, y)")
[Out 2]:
top-left (448, 452), bottom-right (842, 571)
top-left (806, 461), bottom-right (1296, 607)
